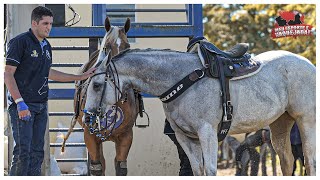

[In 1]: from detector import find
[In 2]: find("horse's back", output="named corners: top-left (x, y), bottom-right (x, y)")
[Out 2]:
top-left (254, 50), bottom-right (315, 119)
top-left (255, 50), bottom-right (315, 72)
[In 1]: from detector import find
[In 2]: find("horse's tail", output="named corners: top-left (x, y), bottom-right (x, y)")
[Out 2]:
top-left (61, 115), bottom-right (78, 153)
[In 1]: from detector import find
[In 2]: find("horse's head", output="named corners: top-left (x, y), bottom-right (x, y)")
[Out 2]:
top-left (84, 55), bottom-right (126, 119)
top-left (81, 17), bottom-right (131, 126)
top-left (96, 16), bottom-right (131, 63)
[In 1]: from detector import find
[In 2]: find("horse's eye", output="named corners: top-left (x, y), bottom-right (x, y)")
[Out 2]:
top-left (93, 82), bottom-right (102, 91)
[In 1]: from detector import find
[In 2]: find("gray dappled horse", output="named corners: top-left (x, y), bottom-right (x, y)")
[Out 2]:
top-left (84, 47), bottom-right (316, 175)
top-left (62, 17), bottom-right (139, 176)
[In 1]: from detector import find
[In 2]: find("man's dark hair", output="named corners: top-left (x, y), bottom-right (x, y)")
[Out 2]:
top-left (31, 6), bottom-right (53, 23)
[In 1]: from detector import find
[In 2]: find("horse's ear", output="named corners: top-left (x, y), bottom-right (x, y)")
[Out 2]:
top-left (124, 18), bottom-right (130, 34)
top-left (105, 16), bottom-right (111, 32)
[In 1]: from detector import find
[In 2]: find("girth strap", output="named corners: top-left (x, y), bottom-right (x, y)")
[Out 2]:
top-left (159, 69), bottom-right (205, 103)
top-left (215, 55), bottom-right (233, 142)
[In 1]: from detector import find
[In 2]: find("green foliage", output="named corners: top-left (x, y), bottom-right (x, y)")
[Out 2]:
top-left (203, 4), bottom-right (316, 64)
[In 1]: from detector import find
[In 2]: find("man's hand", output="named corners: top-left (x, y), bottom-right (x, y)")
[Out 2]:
top-left (81, 67), bottom-right (96, 80)
top-left (17, 101), bottom-right (31, 121)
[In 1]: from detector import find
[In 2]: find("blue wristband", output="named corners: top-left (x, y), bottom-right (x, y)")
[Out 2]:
top-left (17, 101), bottom-right (29, 112)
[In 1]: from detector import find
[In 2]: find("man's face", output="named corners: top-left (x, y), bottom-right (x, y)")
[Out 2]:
top-left (32, 16), bottom-right (53, 39)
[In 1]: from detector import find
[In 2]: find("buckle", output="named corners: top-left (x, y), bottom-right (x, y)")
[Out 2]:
top-left (194, 69), bottom-right (205, 78)
top-left (223, 103), bottom-right (233, 122)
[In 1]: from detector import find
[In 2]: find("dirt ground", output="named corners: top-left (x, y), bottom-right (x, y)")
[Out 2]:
top-left (216, 159), bottom-right (283, 176)
top-left (216, 159), bottom-right (305, 176)
top-left (5, 158), bottom-right (306, 176)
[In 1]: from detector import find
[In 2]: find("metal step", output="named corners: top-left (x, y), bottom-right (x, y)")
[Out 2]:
top-left (50, 143), bottom-right (86, 147)
top-left (52, 46), bottom-right (89, 50)
top-left (52, 63), bottom-right (83, 67)
top-left (49, 112), bottom-right (74, 116)
top-left (56, 158), bottom-right (88, 162)
top-left (49, 128), bottom-right (83, 132)
top-left (61, 174), bottom-right (86, 176)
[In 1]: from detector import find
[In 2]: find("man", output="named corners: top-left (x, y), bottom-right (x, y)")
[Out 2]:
top-left (4, 6), bottom-right (96, 176)
top-left (164, 119), bottom-right (193, 176)
top-left (290, 123), bottom-right (305, 176)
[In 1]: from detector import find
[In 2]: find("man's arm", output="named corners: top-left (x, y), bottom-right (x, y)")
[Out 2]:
top-left (4, 65), bottom-right (22, 101)
top-left (48, 68), bottom-right (96, 82)
top-left (4, 65), bottom-right (31, 120)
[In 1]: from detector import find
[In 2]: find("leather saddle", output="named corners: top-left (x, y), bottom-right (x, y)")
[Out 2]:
top-left (187, 37), bottom-right (261, 78)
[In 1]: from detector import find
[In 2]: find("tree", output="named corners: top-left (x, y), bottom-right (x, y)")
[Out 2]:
top-left (203, 4), bottom-right (316, 64)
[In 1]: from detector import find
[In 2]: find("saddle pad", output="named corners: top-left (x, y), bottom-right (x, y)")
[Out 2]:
top-left (230, 58), bottom-right (263, 80)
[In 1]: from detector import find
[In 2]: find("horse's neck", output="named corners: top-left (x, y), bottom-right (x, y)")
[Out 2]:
top-left (116, 50), bottom-right (201, 96)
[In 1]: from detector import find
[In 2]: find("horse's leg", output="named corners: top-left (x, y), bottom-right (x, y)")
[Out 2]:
top-left (242, 151), bottom-right (251, 176)
top-left (236, 130), bottom-right (263, 175)
top-left (84, 127), bottom-right (103, 176)
top-left (260, 143), bottom-right (267, 176)
top-left (174, 132), bottom-right (204, 176)
top-left (249, 147), bottom-right (260, 176)
top-left (269, 112), bottom-right (295, 176)
top-left (197, 123), bottom-right (218, 175)
top-left (114, 128), bottom-right (133, 176)
top-left (99, 143), bottom-right (106, 175)
top-left (295, 116), bottom-right (316, 176)
top-left (221, 138), bottom-right (229, 168)
top-left (268, 143), bottom-right (277, 176)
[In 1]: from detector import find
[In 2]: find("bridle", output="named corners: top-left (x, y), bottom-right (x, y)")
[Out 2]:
top-left (83, 50), bottom-right (127, 140)
top-left (90, 60), bottom-right (127, 116)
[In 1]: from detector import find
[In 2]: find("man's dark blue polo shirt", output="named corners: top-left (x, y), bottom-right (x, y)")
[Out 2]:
top-left (6, 28), bottom-right (52, 105)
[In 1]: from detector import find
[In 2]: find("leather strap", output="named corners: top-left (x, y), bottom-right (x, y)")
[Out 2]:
top-left (216, 55), bottom-right (233, 142)
top-left (159, 69), bottom-right (205, 103)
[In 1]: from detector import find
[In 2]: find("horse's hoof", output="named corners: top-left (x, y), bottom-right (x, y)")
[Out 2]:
top-left (114, 160), bottom-right (127, 176)
top-left (90, 161), bottom-right (103, 176)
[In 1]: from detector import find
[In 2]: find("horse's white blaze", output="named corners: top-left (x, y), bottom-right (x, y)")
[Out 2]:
top-left (116, 38), bottom-right (121, 48)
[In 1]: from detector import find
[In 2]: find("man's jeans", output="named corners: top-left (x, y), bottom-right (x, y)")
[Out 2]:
top-left (8, 102), bottom-right (48, 176)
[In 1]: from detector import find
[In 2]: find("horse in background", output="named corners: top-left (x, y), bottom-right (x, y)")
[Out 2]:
top-left (83, 46), bottom-right (315, 175)
top-left (62, 17), bottom-right (140, 176)
top-left (235, 128), bottom-right (277, 176)
top-left (220, 132), bottom-right (277, 176)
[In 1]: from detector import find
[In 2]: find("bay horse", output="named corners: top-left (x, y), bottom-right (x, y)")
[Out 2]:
top-left (62, 17), bottom-right (140, 176)
top-left (84, 47), bottom-right (315, 176)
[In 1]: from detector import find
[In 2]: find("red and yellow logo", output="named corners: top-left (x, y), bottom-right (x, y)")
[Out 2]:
top-left (271, 11), bottom-right (313, 39)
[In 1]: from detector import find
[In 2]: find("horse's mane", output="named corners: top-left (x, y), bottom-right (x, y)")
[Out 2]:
top-left (81, 50), bottom-right (100, 73)
top-left (112, 48), bottom-right (186, 61)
